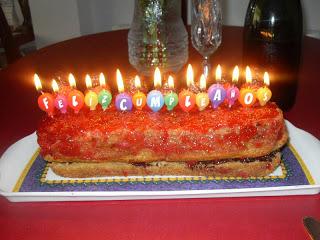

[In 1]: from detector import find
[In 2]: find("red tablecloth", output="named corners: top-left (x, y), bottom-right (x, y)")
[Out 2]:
top-left (0, 26), bottom-right (319, 239)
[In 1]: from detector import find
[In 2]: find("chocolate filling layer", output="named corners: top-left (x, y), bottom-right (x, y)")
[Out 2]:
top-left (131, 150), bottom-right (279, 169)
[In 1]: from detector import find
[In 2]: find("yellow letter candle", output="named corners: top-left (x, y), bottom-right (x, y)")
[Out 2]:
top-left (179, 64), bottom-right (196, 112)
top-left (257, 72), bottom-right (272, 106)
top-left (84, 74), bottom-right (99, 110)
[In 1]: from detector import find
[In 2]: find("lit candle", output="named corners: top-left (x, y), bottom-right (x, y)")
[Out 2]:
top-left (164, 75), bottom-right (178, 111)
top-left (98, 73), bottom-right (112, 110)
top-left (52, 79), bottom-right (68, 113)
top-left (34, 74), bottom-right (55, 116)
top-left (115, 69), bottom-right (133, 111)
top-left (84, 74), bottom-right (99, 110)
top-left (67, 73), bottom-right (84, 113)
top-left (239, 66), bottom-right (257, 107)
top-left (257, 72), bottom-right (272, 106)
top-left (208, 65), bottom-right (227, 109)
top-left (226, 66), bottom-right (240, 108)
top-left (132, 75), bottom-right (147, 110)
top-left (196, 74), bottom-right (210, 111)
top-left (147, 67), bottom-right (164, 112)
top-left (178, 64), bottom-right (196, 112)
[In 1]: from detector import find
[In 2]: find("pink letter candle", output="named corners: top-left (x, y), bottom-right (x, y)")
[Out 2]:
top-left (52, 79), bottom-right (67, 113)
top-left (115, 69), bottom-right (133, 111)
top-left (226, 66), bottom-right (240, 108)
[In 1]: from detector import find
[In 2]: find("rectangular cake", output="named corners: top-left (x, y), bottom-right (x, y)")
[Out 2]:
top-left (37, 103), bottom-right (288, 178)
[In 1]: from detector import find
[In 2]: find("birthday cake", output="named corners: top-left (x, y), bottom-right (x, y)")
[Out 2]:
top-left (35, 66), bottom-right (288, 178)
top-left (37, 103), bottom-right (287, 178)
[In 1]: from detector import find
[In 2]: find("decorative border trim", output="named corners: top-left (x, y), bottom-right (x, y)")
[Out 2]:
top-left (13, 148), bottom-right (40, 192)
top-left (289, 144), bottom-right (315, 185)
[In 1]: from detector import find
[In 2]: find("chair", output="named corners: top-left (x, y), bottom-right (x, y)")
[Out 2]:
top-left (0, 0), bottom-right (34, 65)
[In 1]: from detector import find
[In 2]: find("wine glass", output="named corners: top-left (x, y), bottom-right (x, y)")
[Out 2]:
top-left (191, 0), bottom-right (222, 79)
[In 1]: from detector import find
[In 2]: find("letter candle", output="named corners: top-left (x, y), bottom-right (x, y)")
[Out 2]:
top-left (34, 74), bottom-right (55, 116)
top-left (84, 74), bottom-right (99, 110)
top-left (208, 65), bottom-right (227, 109)
top-left (147, 67), bottom-right (164, 112)
top-left (132, 75), bottom-right (147, 110)
top-left (164, 75), bottom-right (178, 111)
top-left (178, 64), bottom-right (196, 112)
top-left (195, 74), bottom-right (210, 111)
top-left (52, 79), bottom-right (68, 113)
top-left (115, 69), bottom-right (133, 111)
top-left (226, 66), bottom-right (240, 108)
top-left (98, 73), bottom-right (112, 110)
top-left (257, 72), bottom-right (272, 106)
top-left (67, 73), bottom-right (84, 113)
top-left (239, 66), bottom-right (257, 107)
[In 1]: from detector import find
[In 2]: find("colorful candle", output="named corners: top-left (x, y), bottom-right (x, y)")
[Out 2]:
top-left (84, 74), bottom-right (99, 110)
top-left (52, 79), bottom-right (68, 113)
top-left (208, 65), bottom-right (227, 109)
top-left (239, 66), bottom-right (257, 107)
top-left (257, 72), bottom-right (272, 106)
top-left (196, 74), bottom-right (210, 111)
top-left (226, 66), bottom-right (240, 108)
top-left (34, 74), bottom-right (55, 116)
top-left (98, 73), bottom-right (112, 110)
top-left (115, 69), bottom-right (133, 111)
top-left (67, 73), bottom-right (84, 113)
top-left (179, 64), bottom-right (196, 112)
top-left (164, 75), bottom-right (178, 111)
top-left (147, 67), bottom-right (164, 112)
top-left (132, 75), bottom-right (147, 110)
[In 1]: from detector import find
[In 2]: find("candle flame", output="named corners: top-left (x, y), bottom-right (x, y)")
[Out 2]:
top-left (154, 67), bottom-right (162, 88)
top-left (68, 73), bottom-right (76, 88)
top-left (85, 74), bottom-right (92, 89)
top-left (168, 75), bottom-right (174, 88)
top-left (99, 73), bottom-right (106, 87)
top-left (216, 65), bottom-right (222, 82)
top-left (245, 66), bottom-right (252, 83)
top-left (199, 74), bottom-right (206, 90)
top-left (264, 72), bottom-right (270, 86)
top-left (232, 66), bottom-right (239, 83)
top-left (52, 79), bottom-right (59, 93)
top-left (34, 73), bottom-right (42, 91)
top-left (186, 64), bottom-right (194, 87)
top-left (134, 75), bottom-right (141, 89)
top-left (116, 69), bottom-right (124, 93)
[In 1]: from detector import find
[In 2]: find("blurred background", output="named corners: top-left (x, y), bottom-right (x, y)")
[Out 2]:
top-left (1, 0), bottom-right (320, 66)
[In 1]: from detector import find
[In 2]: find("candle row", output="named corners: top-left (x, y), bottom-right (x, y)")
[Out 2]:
top-left (34, 64), bottom-right (272, 116)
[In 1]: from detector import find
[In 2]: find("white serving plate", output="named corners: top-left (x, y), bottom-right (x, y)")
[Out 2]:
top-left (0, 121), bottom-right (319, 202)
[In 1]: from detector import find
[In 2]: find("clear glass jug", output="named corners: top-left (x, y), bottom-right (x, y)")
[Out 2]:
top-left (128, 0), bottom-right (188, 76)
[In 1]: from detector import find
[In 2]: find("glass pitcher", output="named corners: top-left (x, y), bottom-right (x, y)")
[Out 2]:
top-left (128, 0), bottom-right (188, 76)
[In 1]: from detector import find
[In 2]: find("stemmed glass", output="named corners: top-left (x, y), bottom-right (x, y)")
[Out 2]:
top-left (191, 0), bottom-right (222, 79)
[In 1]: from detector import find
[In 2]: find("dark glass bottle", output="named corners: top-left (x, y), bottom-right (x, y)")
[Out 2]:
top-left (243, 0), bottom-right (303, 111)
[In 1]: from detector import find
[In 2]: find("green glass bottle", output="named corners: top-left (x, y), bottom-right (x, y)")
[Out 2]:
top-left (243, 0), bottom-right (303, 111)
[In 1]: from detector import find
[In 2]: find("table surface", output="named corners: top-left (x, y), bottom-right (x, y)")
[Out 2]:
top-left (0, 26), bottom-right (319, 240)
